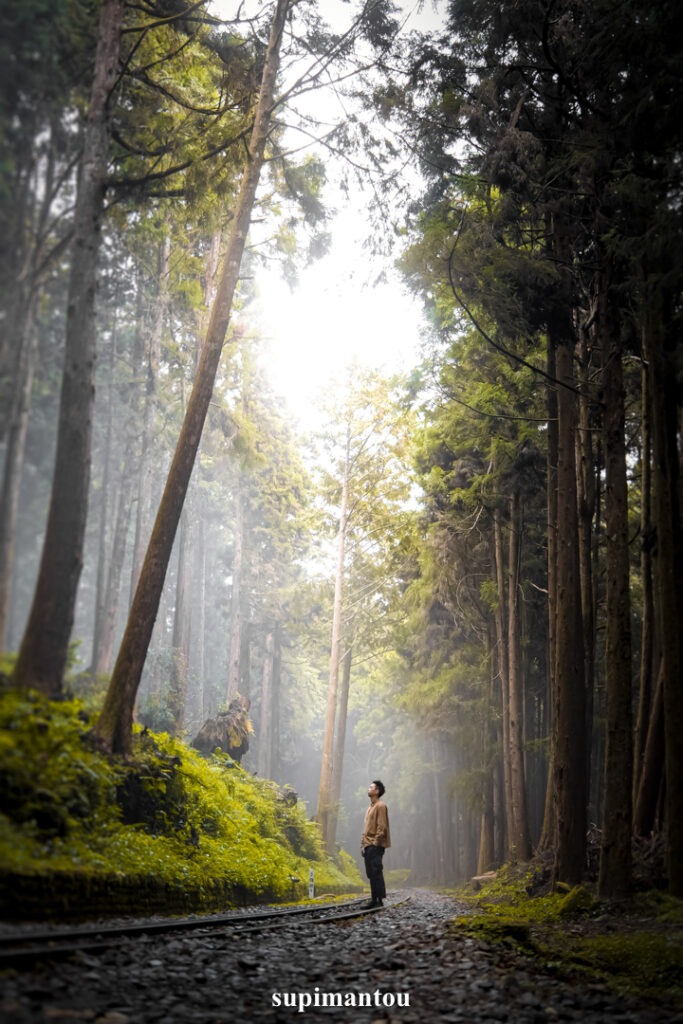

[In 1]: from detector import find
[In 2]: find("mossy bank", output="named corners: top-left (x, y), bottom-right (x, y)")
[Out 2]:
top-left (447, 865), bottom-right (683, 1011)
top-left (0, 689), bottom-right (362, 921)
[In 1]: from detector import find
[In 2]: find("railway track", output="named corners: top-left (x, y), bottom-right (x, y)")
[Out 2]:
top-left (0, 893), bottom-right (409, 969)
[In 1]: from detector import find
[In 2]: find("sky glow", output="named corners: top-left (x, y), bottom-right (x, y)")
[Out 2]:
top-left (251, 234), bottom-right (425, 427)
top-left (211, 0), bottom-right (447, 427)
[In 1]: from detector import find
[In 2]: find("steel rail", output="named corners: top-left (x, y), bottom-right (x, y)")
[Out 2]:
top-left (0, 893), bottom-right (410, 968)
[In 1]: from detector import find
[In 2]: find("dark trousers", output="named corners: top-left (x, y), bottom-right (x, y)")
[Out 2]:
top-left (363, 844), bottom-right (386, 902)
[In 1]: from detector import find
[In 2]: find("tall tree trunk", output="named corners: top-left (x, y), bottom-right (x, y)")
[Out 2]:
top-left (478, 645), bottom-right (497, 873)
top-left (432, 738), bottom-right (446, 885)
top-left (316, 425), bottom-right (350, 852)
top-left (492, 507), bottom-right (514, 851)
top-left (196, 517), bottom-right (208, 723)
top-left (576, 325), bottom-right (597, 819)
top-left (169, 503), bottom-right (193, 736)
top-left (130, 237), bottom-right (170, 597)
top-left (642, 301), bottom-right (683, 896)
top-left (634, 360), bottom-right (655, 799)
top-left (90, 300), bottom-right (119, 668)
top-left (552, 331), bottom-right (587, 885)
top-left (539, 339), bottom-right (559, 852)
top-left (12, 0), bottom-right (123, 694)
top-left (96, 0), bottom-right (291, 754)
top-left (507, 489), bottom-right (532, 860)
top-left (227, 475), bottom-right (245, 701)
top-left (90, 442), bottom-right (135, 676)
top-left (598, 300), bottom-right (633, 897)
top-left (328, 643), bottom-right (352, 849)
top-left (0, 301), bottom-right (37, 651)
top-left (258, 629), bottom-right (275, 780)
top-left (633, 660), bottom-right (664, 837)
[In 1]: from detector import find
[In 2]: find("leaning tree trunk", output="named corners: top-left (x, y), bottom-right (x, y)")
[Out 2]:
top-left (96, 0), bottom-right (291, 754)
top-left (12, 0), bottom-right (124, 695)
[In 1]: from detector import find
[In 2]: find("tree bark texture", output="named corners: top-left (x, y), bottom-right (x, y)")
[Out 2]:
top-left (13, 0), bottom-right (124, 694)
top-left (634, 360), bottom-right (654, 800)
top-left (539, 339), bottom-right (558, 853)
top-left (633, 660), bottom-right (664, 838)
top-left (96, 0), bottom-right (291, 754)
top-left (598, 308), bottom-right (633, 898)
top-left (643, 305), bottom-right (683, 896)
top-left (552, 335), bottom-right (587, 885)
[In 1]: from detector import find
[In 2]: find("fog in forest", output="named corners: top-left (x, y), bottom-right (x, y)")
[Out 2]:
top-left (3, 0), bottom-right (681, 900)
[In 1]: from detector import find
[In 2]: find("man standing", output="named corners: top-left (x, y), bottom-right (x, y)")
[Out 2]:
top-left (361, 779), bottom-right (391, 907)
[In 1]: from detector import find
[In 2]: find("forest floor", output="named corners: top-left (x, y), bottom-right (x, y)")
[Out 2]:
top-left (443, 863), bottom-right (683, 1015)
top-left (2, 888), bottom-right (682, 1022)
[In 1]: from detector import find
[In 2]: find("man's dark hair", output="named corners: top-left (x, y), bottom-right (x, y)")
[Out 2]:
top-left (373, 779), bottom-right (385, 798)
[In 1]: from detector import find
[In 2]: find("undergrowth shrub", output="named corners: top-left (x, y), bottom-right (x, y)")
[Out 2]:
top-left (0, 689), bottom-right (362, 913)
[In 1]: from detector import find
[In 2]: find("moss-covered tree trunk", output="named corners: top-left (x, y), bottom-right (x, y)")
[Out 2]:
top-left (96, 0), bottom-right (291, 755)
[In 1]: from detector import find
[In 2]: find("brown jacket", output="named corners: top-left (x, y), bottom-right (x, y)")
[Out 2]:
top-left (361, 800), bottom-right (391, 849)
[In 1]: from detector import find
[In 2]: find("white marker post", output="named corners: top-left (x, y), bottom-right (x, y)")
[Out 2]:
top-left (308, 868), bottom-right (315, 899)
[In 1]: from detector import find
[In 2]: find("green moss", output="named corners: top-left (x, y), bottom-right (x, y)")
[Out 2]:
top-left (451, 914), bottom-right (532, 945)
top-left (557, 885), bottom-right (598, 918)
top-left (445, 861), bottom-right (683, 1010)
top-left (0, 690), bottom-right (361, 919)
top-left (568, 932), bottom-right (683, 1006)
